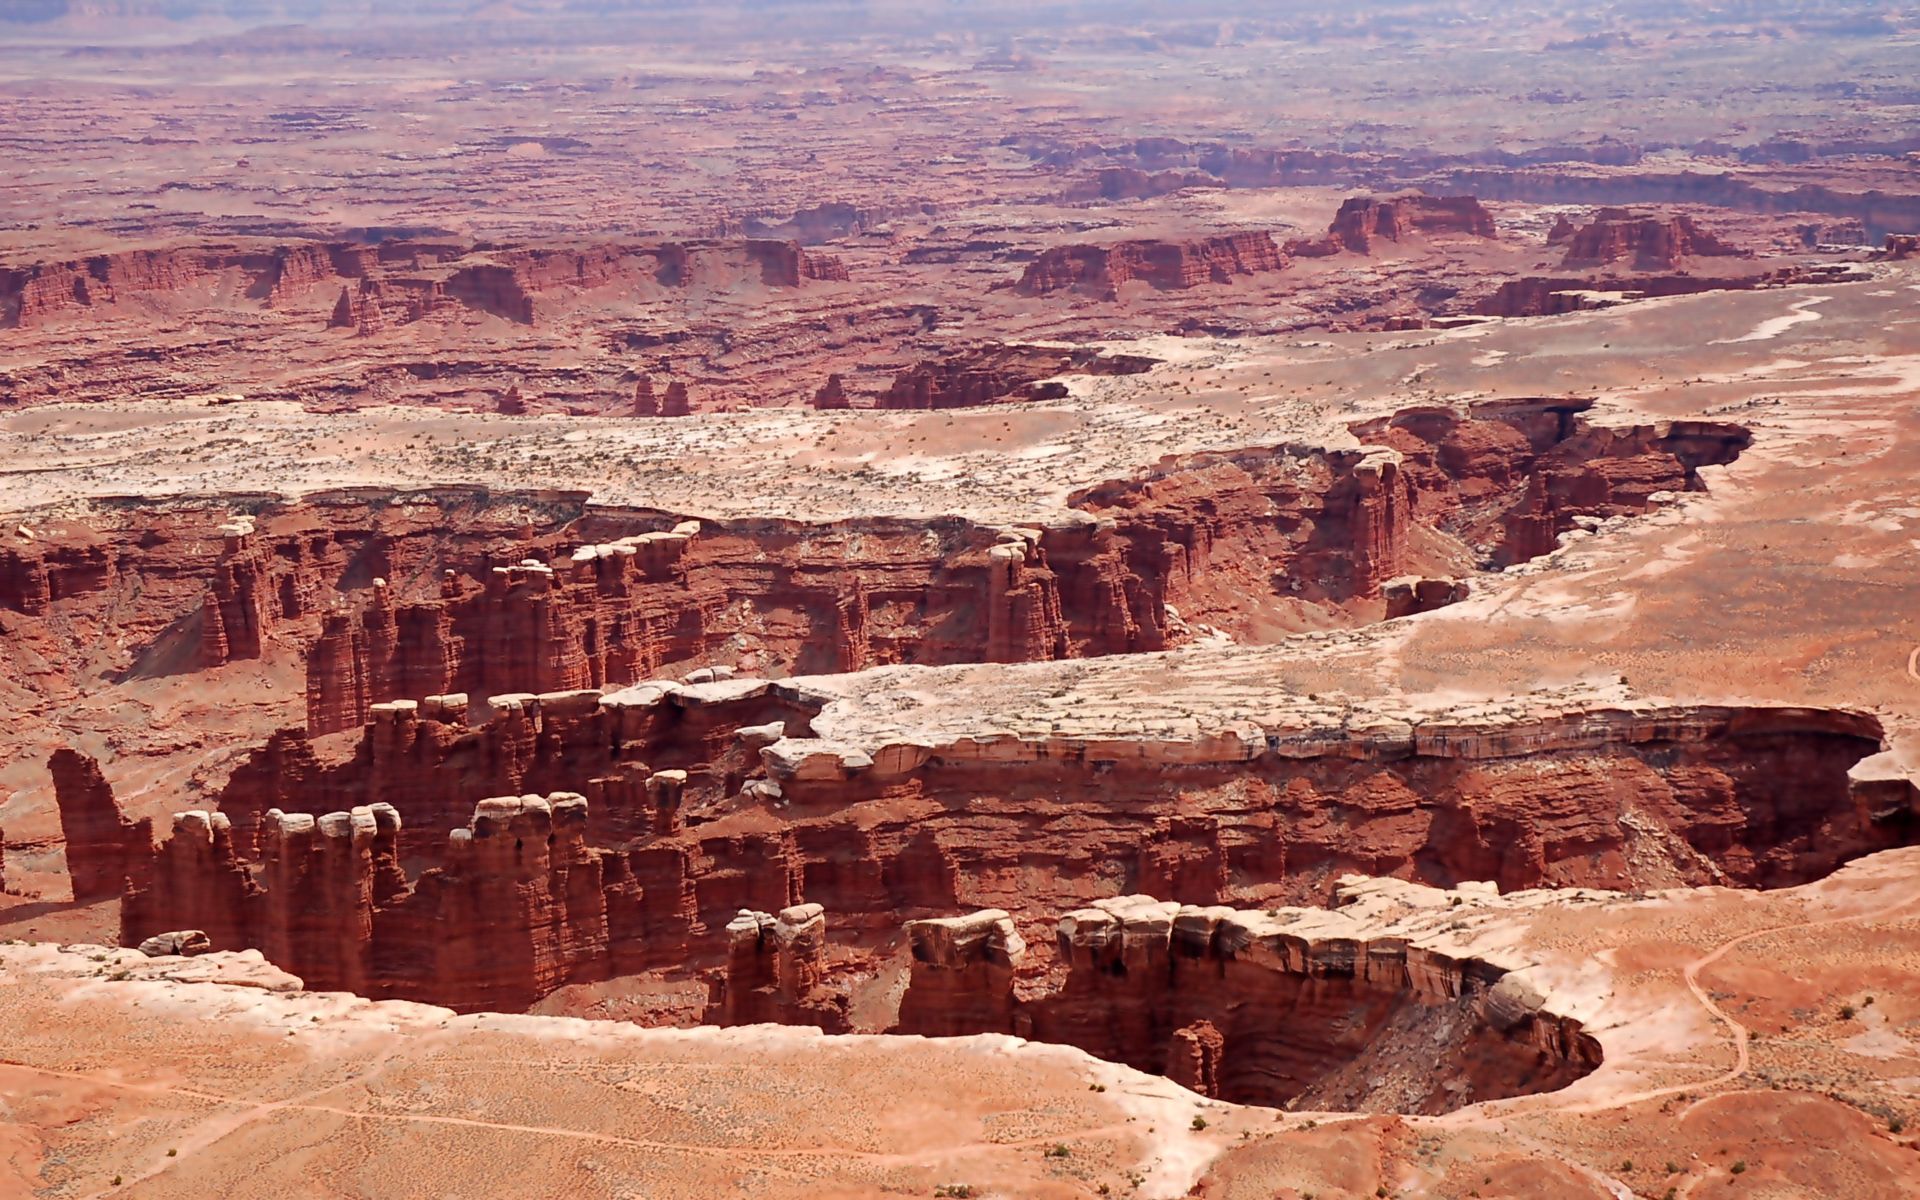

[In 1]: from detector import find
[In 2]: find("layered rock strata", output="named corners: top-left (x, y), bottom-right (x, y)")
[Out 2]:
top-left (876, 343), bottom-right (1157, 410)
top-left (0, 236), bottom-right (846, 333)
top-left (1292, 194), bottom-right (1497, 256)
top-left (49, 748), bottom-right (148, 902)
top-left (710, 903), bottom-right (849, 1030)
top-left (1558, 209), bottom-right (1746, 269)
top-left (301, 401), bottom-right (1747, 730)
top-left (1015, 233), bottom-right (1288, 296)
top-left (897, 882), bottom-right (1600, 1114)
top-left (112, 682), bottom-right (1904, 1015)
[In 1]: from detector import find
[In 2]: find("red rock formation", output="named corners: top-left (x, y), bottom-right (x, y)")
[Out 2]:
top-left (255, 804), bottom-right (404, 993)
top-left (48, 748), bottom-right (146, 902)
top-left (1383, 576), bottom-right (1469, 619)
top-left (896, 890), bottom-right (1601, 1114)
top-left (1296, 194), bottom-right (1498, 256)
top-left (1468, 264), bottom-right (1853, 318)
top-left (1058, 167), bottom-right (1222, 203)
top-left (1015, 233), bottom-right (1288, 296)
top-left (1360, 398), bottom-right (1752, 566)
top-left (661, 380), bottom-right (692, 417)
top-left (121, 811), bottom-right (254, 951)
top-left (741, 201), bottom-right (912, 244)
top-left (812, 373), bottom-right (849, 410)
top-left (115, 682), bottom-right (1897, 1019)
top-left (711, 903), bottom-right (848, 1030)
top-left (631, 375), bottom-right (659, 416)
top-left (1874, 233), bottom-right (1920, 260)
top-left (1558, 209), bottom-right (1745, 269)
top-left (327, 286), bottom-right (355, 329)
top-left (201, 517), bottom-right (275, 665)
top-left (878, 343), bottom-right (1156, 410)
top-left (444, 264), bottom-right (536, 323)
top-left (0, 235), bottom-right (847, 338)
top-left (297, 406), bottom-right (1750, 730)
top-left (897, 909), bottom-right (1027, 1035)
top-left (498, 386), bottom-right (529, 415)
top-left (742, 239), bottom-right (850, 286)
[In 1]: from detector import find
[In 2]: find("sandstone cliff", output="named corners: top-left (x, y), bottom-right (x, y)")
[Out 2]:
top-left (1014, 233), bottom-right (1287, 297)
top-left (1293, 194), bottom-right (1498, 256)
top-left (49, 748), bottom-right (146, 902)
top-left (898, 884), bottom-right (1599, 1114)
top-left (0, 236), bottom-right (845, 335)
top-left (113, 681), bottom-right (1898, 1017)
top-left (1558, 208), bottom-right (1746, 269)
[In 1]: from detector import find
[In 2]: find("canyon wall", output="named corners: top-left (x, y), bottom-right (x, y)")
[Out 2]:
top-left (49, 748), bottom-right (148, 902)
top-left (1014, 233), bottom-right (1287, 296)
top-left (1557, 209), bottom-right (1746, 269)
top-left (899, 886), bottom-right (1600, 1114)
top-left (302, 402), bottom-right (1749, 731)
top-left (0, 236), bottom-right (846, 332)
top-left (1291, 194), bottom-right (1498, 256)
top-left (876, 342), bottom-right (1157, 410)
top-left (110, 681), bottom-right (1899, 1015)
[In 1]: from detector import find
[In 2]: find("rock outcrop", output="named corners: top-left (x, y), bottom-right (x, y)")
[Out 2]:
top-left (711, 903), bottom-right (848, 1030)
top-left (1558, 209), bottom-right (1745, 269)
top-left (631, 375), bottom-right (659, 416)
top-left (1383, 575), bottom-right (1469, 619)
top-left (1057, 166), bottom-right (1223, 203)
top-left (661, 380), bottom-right (693, 417)
top-left (877, 342), bottom-right (1157, 410)
top-left (812, 373), bottom-right (849, 410)
top-left (1469, 263), bottom-right (1860, 318)
top-left (113, 679), bottom-right (1901, 1017)
top-left (49, 748), bottom-right (146, 902)
top-left (1015, 233), bottom-right (1287, 296)
top-left (1293, 194), bottom-right (1498, 256)
top-left (1351, 397), bottom-right (1751, 566)
top-left (895, 883), bottom-right (1601, 1114)
top-left (286, 404), bottom-right (1747, 731)
top-left (897, 908), bottom-right (1028, 1035)
top-left (137, 930), bottom-right (213, 957)
top-left (1874, 233), bottom-right (1920, 261)
top-left (1, 236), bottom-right (844, 334)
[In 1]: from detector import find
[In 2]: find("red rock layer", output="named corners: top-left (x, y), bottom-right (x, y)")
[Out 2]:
top-left (707, 903), bottom-right (848, 1030)
top-left (1057, 167), bottom-right (1223, 203)
top-left (0, 236), bottom-right (844, 334)
top-left (1558, 208), bottom-right (1746, 269)
top-left (1293, 193), bottom-right (1498, 256)
top-left (114, 688), bottom-right (1896, 1016)
top-left (0, 402), bottom-right (1720, 732)
top-left (301, 442), bottom-right (1427, 731)
top-left (876, 342), bottom-right (1158, 410)
top-left (1469, 263), bottom-right (1858, 317)
top-left (48, 748), bottom-right (148, 902)
top-left (661, 380), bottom-right (692, 417)
top-left (1014, 233), bottom-right (1288, 296)
top-left (811, 373), bottom-right (849, 410)
top-left (899, 896), bottom-right (1599, 1114)
top-left (631, 376), bottom-right (659, 416)
top-left (1352, 398), bottom-right (1751, 567)
top-left (739, 201), bottom-right (930, 245)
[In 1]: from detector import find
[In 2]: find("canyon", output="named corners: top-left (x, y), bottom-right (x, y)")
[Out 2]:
top-left (3, 2), bottom-right (1920, 1196)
